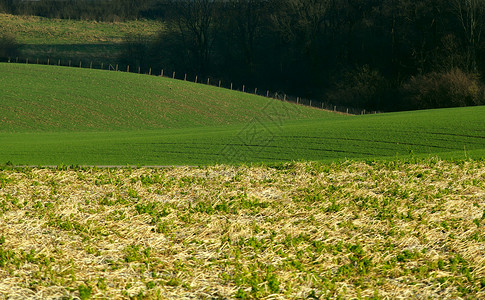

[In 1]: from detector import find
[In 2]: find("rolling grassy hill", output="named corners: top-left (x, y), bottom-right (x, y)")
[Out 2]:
top-left (0, 13), bottom-right (161, 65)
top-left (1, 63), bottom-right (329, 131)
top-left (1, 62), bottom-right (485, 165)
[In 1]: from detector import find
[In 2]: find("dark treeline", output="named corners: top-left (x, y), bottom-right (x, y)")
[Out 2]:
top-left (2, 0), bottom-right (485, 111)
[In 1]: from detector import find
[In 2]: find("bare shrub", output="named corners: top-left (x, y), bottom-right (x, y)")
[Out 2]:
top-left (327, 65), bottom-right (390, 110)
top-left (400, 69), bottom-right (484, 110)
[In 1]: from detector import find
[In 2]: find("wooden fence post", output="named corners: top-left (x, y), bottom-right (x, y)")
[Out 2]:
top-left (219, 80), bottom-right (221, 88)
top-left (242, 85), bottom-right (245, 92)
top-left (195, 75), bottom-right (198, 83)
top-left (149, 68), bottom-right (152, 75)
top-left (79, 61), bottom-right (82, 68)
top-left (266, 90), bottom-right (269, 97)
top-left (26, 58), bottom-right (28, 64)
top-left (230, 83), bottom-right (233, 90)
top-left (184, 74), bottom-right (187, 81)
top-left (254, 88), bottom-right (257, 94)
top-left (138, 66), bottom-right (141, 74)
top-left (334, 106), bottom-right (336, 112)
top-left (207, 78), bottom-right (210, 85)
top-left (284, 94), bottom-right (287, 101)
top-left (127, 65), bottom-right (130, 72)
top-left (173, 72), bottom-right (175, 79)
top-left (346, 108), bottom-right (349, 114)
top-left (310, 100), bottom-right (312, 106)
top-left (90, 61), bottom-right (92, 69)
top-left (161, 69), bottom-right (164, 77)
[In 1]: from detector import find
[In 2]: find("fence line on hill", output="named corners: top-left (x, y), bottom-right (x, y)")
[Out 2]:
top-left (3, 56), bottom-right (380, 115)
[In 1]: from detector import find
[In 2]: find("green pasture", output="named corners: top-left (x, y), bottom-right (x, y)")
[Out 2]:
top-left (1, 13), bottom-right (161, 64)
top-left (1, 63), bottom-right (485, 165)
top-left (1, 111), bottom-right (484, 166)
top-left (0, 63), bottom-right (328, 132)
top-left (0, 14), bottom-right (161, 45)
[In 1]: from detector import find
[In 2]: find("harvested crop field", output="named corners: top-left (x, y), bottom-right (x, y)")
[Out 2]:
top-left (0, 160), bottom-right (484, 299)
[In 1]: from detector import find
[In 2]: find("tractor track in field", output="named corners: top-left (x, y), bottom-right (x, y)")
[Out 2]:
top-left (143, 141), bottom-right (378, 157)
top-left (425, 131), bottom-right (485, 140)
top-left (287, 135), bottom-right (460, 151)
top-left (384, 128), bottom-right (485, 141)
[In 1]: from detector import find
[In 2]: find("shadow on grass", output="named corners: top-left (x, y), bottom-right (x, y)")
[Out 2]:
top-left (19, 43), bottom-right (122, 65)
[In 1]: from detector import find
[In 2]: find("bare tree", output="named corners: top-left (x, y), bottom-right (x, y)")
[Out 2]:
top-left (271, 0), bottom-right (329, 88)
top-left (272, 0), bottom-right (328, 47)
top-left (223, 0), bottom-right (270, 77)
top-left (0, 0), bottom-right (13, 13)
top-left (170, 0), bottom-right (216, 75)
top-left (453, 0), bottom-right (485, 72)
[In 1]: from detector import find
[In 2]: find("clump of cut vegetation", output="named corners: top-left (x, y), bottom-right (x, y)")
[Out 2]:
top-left (0, 160), bottom-right (484, 298)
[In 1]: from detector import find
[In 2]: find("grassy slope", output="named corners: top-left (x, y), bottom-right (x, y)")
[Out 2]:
top-left (1, 63), bottom-right (485, 165)
top-left (0, 13), bottom-right (161, 44)
top-left (0, 162), bottom-right (484, 299)
top-left (2, 110), bottom-right (485, 165)
top-left (0, 63), bottom-right (329, 131)
top-left (0, 13), bottom-right (161, 63)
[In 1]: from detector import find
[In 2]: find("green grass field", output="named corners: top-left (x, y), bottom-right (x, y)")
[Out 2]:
top-left (1, 63), bottom-right (485, 165)
top-left (1, 13), bottom-right (161, 64)
top-left (0, 14), bottom-right (161, 45)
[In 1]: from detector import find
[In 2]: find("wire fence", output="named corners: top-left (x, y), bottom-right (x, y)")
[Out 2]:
top-left (3, 56), bottom-right (380, 115)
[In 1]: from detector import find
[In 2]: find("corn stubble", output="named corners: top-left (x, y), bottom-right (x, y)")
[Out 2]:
top-left (0, 160), bottom-right (484, 299)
